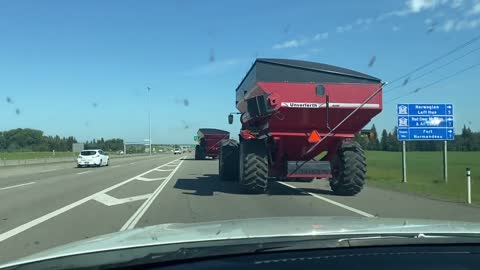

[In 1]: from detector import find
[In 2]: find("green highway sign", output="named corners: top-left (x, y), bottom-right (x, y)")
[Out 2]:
top-left (194, 136), bottom-right (199, 141)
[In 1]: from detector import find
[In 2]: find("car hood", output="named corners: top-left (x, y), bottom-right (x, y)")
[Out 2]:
top-left (3, 216), bottom-right (480, 267)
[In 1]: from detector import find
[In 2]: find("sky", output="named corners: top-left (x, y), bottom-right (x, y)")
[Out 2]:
top-left (1, 0), bottom-right (480, 144)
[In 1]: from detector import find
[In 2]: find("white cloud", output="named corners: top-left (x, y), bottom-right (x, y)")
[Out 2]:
top-left (442, 19), bottom-right (456, 31)
top-left (376, 0), bottom-right (457, 21)
top-left (425, 18), bottom-right (433, 24)
top-left (468, 1), bottom-right (480, 14)
top-left (392, 25), bottom-right (401, 31)
top-left (313, 32), bottom-right (329, 40)
top-left (450, 0), bottom-right (464, 8)
top-left (441, 18), bottom-right (480, 31)
top-left (272, 39), bottom-right (307, 49)
top-left (336, 24), bottom-right (353, 33)
top-left (407, 0), bottom-right (442, 13)
top-left (376, 9), bottom-right (412, 21)
top-left (455, 18), bottom-right (480, 30)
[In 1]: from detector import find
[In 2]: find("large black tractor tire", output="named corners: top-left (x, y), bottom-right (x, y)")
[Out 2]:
top-left (239, 140), bottom-right (269, 193)
top-left (195, 145), bottom-right (204, 160)
top-left (219, 139), bottom-right (239, 181)
top-left (329, 141), bottom-right (366, 196)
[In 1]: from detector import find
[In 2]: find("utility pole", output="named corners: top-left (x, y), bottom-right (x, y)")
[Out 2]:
top-left (147, 86), bottom-right (152, 155)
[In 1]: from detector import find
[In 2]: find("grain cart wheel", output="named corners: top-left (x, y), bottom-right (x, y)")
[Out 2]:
top-left (194, 145), bottom-right (200, 160)
top-left (329, 141), bottom-right (366, 196)
top-left (219, 140), bottom-right (239, 181)
top-left (195, 145), bottom-right (204, 160)
top-left (238, 139), bottom-right (268, 193)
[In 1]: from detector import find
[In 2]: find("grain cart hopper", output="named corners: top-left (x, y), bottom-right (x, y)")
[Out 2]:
top-left (219, 59), bottom-right (383, 195)
top-left (195, 128), bottom-right (230, 160)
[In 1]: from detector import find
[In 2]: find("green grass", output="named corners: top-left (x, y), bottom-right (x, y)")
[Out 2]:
top-left (366, 151), bottom-right (480, 204)
top-left (0, 151), bottom-right (74, 160)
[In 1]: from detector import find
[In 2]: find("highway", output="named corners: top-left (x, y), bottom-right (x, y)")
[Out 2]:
top-left (1, 153), bottom-right (480, 264)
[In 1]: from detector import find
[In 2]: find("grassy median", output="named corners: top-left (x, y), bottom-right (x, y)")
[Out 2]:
top-left (366, 151), bottom-right (480, 204)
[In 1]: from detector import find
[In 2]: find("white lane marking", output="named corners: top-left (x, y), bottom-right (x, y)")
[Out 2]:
top-left (93, 193), bottom-right (152, 206)
top-left (278, 182), bottom-right (375, 218)
top-left (0, 157), bottom-right (183, 243)
top-left (39, 169), bottom-right (57, 173)
top-left (155, 169), bottom-right (173, 172)
top-left (111, 165), bottom-right (121, 168)
top-left (129, 162), bottom-right (136, 165)
top-left (77, 170), bottom-right (92, 175)
top-left (120, 160), bottom-right (184, 231)
top-left (135, 176), bottom-right (166, 182)
top-left (0, 182), bottom-right (36, 191)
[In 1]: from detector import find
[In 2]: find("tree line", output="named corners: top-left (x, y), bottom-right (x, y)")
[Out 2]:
top-left (0, 128), bottom-right (124, 152)
top-left (356, 125), bottom-right (480, 151)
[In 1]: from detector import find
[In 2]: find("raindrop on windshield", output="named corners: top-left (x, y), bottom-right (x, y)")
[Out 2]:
top-left (209, 48), bottom-right (215, 63)
top-left (368, 56), bottom-right (376, 67)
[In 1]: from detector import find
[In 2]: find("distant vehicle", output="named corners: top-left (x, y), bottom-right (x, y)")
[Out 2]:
top-left (195, 128), bottom-right (229, 160)
top-left (173, 149), bottom-right (182, 155)
top-left (77, 149), bottom-right (109, 168)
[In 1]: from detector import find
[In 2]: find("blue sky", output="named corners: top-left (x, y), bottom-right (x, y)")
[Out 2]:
top-left (1, 0), bottom-right (480, 144)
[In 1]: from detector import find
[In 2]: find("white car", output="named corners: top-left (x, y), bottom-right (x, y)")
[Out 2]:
top-left (173, 149), bottom-right (182, 155)
top-left (77, 149), bottom-right (109, 167)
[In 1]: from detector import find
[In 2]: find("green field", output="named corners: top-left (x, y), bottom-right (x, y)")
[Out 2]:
top-left (366, 151), bottom-right (480, 205)
top-left (0, 151), bottom-right (74, 160)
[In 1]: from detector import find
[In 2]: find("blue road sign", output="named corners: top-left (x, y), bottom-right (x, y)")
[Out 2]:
top-left (397, 104), bottom-right (454, 141)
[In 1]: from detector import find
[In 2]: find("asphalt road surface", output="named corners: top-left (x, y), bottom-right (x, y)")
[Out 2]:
top-left (1, 153), bottom-right (480, 264)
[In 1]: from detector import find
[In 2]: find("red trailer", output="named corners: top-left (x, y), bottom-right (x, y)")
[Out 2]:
top-left (219, 59), bottom-right (383, 195)
top-left (195, 128), bottom-right (230, 160)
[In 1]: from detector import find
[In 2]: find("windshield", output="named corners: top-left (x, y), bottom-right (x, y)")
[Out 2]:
top-left (80, 151), bottom-right (97, 156)
top-left (1, 0), bottom-right (480, 267)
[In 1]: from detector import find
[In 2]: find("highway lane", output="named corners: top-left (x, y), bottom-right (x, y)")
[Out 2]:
top-left (0, 154), bottom-right (175, 184)
top-left (1, 155), bottom-right (480, 264)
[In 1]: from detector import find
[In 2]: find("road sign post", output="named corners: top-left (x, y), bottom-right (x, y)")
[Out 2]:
top-left (443, 141), bottom-right (448, 183)
top-left (402, 141), bottom-right (407, 183)
top-left (466, 168), bottom-right (471, 204)
top-left (397, 104), bottom-right (454, 183)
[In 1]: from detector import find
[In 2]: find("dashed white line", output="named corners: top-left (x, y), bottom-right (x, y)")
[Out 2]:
top-left (111, 165), bottom-right (121, 168)
top-left (39, 169), bottom-right (57, 173)
top-left (77, 170), bottom-right (92, 175)
top-left (0, 182), bottom-right (36, 191)
top-left (0, 157), bottom-right (184, 243)
top-left (129, 162), bottom-right (136, 165)
top-left (120, 160), bottom-right (184, 231)
top-left (278, 182), bottom-right (375, 218)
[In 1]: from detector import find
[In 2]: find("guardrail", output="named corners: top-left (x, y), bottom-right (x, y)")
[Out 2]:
top-left (0, 153), bottom-right (169, 167)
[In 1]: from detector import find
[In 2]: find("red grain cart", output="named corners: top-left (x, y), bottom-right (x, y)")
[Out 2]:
top-left (219, 59), bottom-right (383, 195)
top-left (195, 128), bottom-right (230, 160)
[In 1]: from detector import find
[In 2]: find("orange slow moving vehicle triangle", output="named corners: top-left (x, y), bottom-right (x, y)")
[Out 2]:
top-left (308, 130), bottom-right (321, 143)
